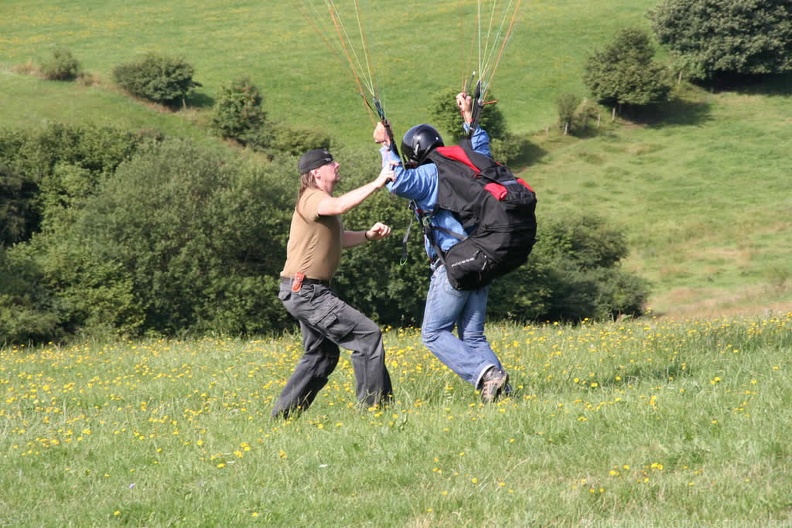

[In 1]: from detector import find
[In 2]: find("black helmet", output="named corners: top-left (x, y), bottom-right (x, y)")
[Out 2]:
top-left (401, 124), bottom-right (444, 166)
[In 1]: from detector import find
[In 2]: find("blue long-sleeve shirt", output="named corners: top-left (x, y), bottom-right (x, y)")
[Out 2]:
top-left (380, 125), bottom-right (492, 260)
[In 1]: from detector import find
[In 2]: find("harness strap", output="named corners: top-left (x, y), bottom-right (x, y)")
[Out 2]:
top-left (400, 203), bottom-right (416, 265)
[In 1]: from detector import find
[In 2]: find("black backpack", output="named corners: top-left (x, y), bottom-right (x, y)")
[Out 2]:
top-left (418, 139), bottom-right (537, 290)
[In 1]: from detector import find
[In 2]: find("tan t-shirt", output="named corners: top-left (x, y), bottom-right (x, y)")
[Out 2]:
top-left (280, 187), bottom-right (343, 281)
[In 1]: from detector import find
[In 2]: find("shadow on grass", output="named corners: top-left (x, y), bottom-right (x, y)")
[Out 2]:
top-left (508, 137), bottom-right (549, 171)
top-left (623, 97), bottom-right (713, 128)
top-left (186, 91), bottom-right (215, 109)
top-left (734, 73), bottom-right (792, 97)
top-left (700, 73), bottom-right (792, 97)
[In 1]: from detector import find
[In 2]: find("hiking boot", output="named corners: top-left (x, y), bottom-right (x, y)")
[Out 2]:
top-left (480, 367), bottom-right (509, 403)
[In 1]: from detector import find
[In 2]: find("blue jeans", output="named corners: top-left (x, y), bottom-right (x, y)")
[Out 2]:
top-left (273, 281), bottom-right (393, 418)
top-left (421, 264), bottom-right (504, 388)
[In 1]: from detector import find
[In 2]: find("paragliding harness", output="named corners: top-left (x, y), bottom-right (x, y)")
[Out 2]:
top-left (415, 139), bottom-right (537, 291)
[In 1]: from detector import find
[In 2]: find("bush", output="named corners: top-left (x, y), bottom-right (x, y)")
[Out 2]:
top-left (583, 28), bottom-right (672, 110)
top-left (424, 89), bottom-right (519, 163)
top-left (0, 124), bottom-right (153, 243)
top-left (488, 134), bottom-right (522, 165)
top-left (0, 125), bottom-right (649, 342)
top-left (47, 139), bottom-right (294, 336)
top-left (112, 53), bottom-right (201, 108)
top-left (556, 94), bottom-right (601, 137)
top-left (490, 211), bottom-right (649, 322)
top-left (0, 246), bottom-right (63, 344)
top-left (265, 122), bottom-right (332, 156)
top-left (0, 124), bottom-right (159, 343)
top-left (0, 163), bottom-right (39, 245)
top-left (40, 48), bottom-right (80, 81)
top-left (211, 77), bottom-right (267, 146)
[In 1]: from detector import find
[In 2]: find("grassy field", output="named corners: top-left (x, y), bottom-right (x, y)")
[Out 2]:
top-left (2, 0), bottom-right (790, 318)
top-left (2, 315), bottom-right (791, 526)
top-left (0, 0), bottom-right (655, 137)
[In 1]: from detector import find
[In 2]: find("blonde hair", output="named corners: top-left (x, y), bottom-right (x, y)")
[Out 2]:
top-left (298, 171), bottom-right (317, 198)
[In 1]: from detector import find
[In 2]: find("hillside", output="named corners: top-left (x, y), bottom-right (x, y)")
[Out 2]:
top-left (1, 0), bottom-right (790, 318)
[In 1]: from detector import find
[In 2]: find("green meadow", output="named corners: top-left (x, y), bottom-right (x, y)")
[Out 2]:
top-left (2, 315), bottom-right (791, 526)
top-left (2, 1), bottom-right (792, 525)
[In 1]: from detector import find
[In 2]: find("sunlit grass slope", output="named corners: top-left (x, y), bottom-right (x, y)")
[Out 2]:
top-left (0, 0), bottom-right (655, 136)
top-left (1, 0), bottom-right (790, 316)
top-left (527, 86), bottom-right (792, 316)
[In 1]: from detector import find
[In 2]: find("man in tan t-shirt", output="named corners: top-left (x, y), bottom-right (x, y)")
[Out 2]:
top-left (272, 148), bottom-right (395, 419)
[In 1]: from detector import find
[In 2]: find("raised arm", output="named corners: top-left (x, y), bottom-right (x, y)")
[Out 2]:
top-left (316, 166), bottom-right (393, 216)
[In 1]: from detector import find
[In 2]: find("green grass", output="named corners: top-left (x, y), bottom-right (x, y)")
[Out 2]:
top-left (2, 315), bottom-right (791, 526)
top-left (1, 0), bottom-right (791, 317)
top-left (0, 0), bottom-right (655, 136)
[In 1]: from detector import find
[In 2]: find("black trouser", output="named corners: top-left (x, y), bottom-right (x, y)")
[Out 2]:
top-left (272, 281), bottom-right (393, 418)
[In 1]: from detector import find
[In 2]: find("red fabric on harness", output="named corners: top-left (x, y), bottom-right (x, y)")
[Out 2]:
top-left (517, 177), bottom-right (534, 192)
top-left (435, 145), bottom-right (514, 200)
top-left (484, 182), bottom-right (507, 200)
top-left (434, 146), bottom-right (479, 173)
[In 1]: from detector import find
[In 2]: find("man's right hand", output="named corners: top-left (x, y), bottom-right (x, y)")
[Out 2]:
top-left (375, 163), bottom-right (396, 187)
top-left (457, 92), bottom-right (474, 124)
top-left (373, 122), bottom-right (390, 146)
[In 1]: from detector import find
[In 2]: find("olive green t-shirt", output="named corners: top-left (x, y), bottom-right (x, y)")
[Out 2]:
top-left (280, 187), bottom-right (343, 281)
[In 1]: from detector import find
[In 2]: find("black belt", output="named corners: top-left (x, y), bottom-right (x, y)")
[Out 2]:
top-left (280, 276), bottom-right (330, 287)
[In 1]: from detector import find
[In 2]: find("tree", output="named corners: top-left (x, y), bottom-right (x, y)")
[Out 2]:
top-left (211, 77), bottom-right (266, 146)
top-left (650, 0), bottom-right (792, 81)
top-left (583, 28), bottom-right (672, 110)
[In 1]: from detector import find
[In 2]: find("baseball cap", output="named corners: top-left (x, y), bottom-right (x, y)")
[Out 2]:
top-left (298, 149), bottom-right (334, 174)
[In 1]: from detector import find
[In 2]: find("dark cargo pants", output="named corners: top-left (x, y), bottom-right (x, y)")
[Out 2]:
top-left (272, 280), bottom-right (393, 419)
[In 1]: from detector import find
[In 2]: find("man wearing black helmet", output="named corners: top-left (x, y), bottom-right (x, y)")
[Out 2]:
top-left (272, 148), bottom-right (395, 419)
top-left (373, 92), bottom-right (510, 403)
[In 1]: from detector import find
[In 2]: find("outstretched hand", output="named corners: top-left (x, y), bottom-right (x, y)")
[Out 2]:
top-left (374, 163), bottom-right (395, 187)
